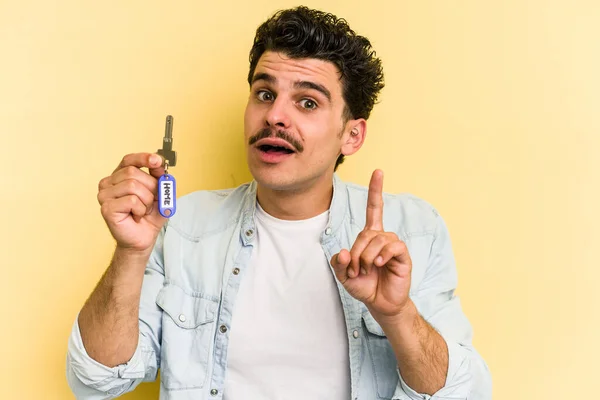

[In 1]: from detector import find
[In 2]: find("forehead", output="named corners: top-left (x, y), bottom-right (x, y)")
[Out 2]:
top-left (253, 51), bottom-right (342, 95)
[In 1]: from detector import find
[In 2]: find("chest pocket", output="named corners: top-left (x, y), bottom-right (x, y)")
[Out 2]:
top-left (362, 311), bottom-right (400, 400)
top-left (156, 283), bottom-right (218, 390)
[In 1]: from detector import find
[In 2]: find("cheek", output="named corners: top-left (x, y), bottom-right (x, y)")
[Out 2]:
top-left (244, 104), bottom-right (259, 137)
top-left (303, 131), bottom-right (343, 162)
top-left (244, 103), bottom-right (253, 125)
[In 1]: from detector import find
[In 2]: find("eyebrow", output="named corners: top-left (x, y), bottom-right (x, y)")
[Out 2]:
top-left (251, 72), bottom-right (332, 103)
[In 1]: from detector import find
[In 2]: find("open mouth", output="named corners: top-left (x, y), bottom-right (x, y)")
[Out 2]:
top-left (257, 144), bottom-right (295, 154)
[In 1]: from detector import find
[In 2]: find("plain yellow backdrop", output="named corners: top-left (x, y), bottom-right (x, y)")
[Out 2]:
top-left (2, 1), bottom-right (598, 399)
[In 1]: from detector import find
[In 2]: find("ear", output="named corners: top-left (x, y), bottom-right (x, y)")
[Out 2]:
top-left (340, 119), bottom-right (367, 157)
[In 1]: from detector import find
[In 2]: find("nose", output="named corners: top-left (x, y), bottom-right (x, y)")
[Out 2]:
top-left (264, 97), bottom-right (291, 129)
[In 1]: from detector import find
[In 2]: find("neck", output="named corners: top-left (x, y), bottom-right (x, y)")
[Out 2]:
top-left (256, 173), bottom-right (334, 220)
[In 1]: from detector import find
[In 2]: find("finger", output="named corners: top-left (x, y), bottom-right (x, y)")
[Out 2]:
top-left (330, 249), bottom-right (352, 282)
top-left (148, 165), bottom-right (166, 179)
top-left (365, 169), bottom-right (384, 231)
top-left (359, 233), bottom-right (391, 275)
top-left (148, 155), bottom-right (166, 179)
top-left (376, 240), bottom-right (411, 273)
top-left (98, 176), bottom-right (112, 191)
top-left (109, 167), bottom-right (159, 196)
top-left (98, 179), bottom-right (156, 214)
top-left (349, 230), bottom-right (378, 277)
top-left (114, 153), bottom-right (164, 173)
top-left (100, 195), bottom-right (148, 223)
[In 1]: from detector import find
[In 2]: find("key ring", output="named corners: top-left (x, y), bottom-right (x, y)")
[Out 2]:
top-left (164, 159), bottom-right (169, 175)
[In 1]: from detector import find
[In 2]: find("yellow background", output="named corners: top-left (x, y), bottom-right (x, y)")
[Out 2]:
top-left (2, 1), bottom-right (598, 399)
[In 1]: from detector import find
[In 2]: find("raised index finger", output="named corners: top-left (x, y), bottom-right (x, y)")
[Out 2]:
top-left (365, 169), bottom-right (384, 231)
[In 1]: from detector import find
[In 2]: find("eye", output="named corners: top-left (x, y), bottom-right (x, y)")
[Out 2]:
top-left (257, 90), bottom-right (274, 102)
top-left (299, 99), bottom-right (318, 110)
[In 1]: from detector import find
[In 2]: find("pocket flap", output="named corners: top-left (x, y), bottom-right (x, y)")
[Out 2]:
top-left (156, 284), bottom-right (217, 329)
top-left (361, 310), bottom-right (387, 337)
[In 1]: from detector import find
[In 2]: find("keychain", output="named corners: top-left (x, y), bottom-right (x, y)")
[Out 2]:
top-left (157, 115), bottom-right (177, 218)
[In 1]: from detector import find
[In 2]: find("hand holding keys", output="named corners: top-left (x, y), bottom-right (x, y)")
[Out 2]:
top-left (97, 115), bottom-right (178, 252)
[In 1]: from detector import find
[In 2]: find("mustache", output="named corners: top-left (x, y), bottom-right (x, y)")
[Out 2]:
top-left (248, 128), bottom-right (304, 153)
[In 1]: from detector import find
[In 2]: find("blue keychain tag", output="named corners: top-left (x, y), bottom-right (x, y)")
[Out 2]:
top-left (158, 172), bottom-right (176, 218)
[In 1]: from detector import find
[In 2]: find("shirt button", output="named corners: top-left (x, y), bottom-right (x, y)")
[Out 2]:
top-left (219, 325), bottom-right (228, 333)
top-left (353, 330), bottom-right (359, 338)
top-left (245, 229), bottom-right (254, 237)
top-left (233, 267), bottom-right (240, 275)
top-left (325, 227), bottom-right (332, 235)
top-left (178, 314), bottom-right (186, 322)
top-left (210, 389), bottom-right (218, 396)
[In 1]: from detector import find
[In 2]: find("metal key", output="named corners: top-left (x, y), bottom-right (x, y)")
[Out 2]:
top-left (157, 115), bottom-right (177, 168)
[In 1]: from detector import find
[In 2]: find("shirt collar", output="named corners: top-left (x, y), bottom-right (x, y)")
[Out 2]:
top-left (239, 173), bottom-right (348, 245)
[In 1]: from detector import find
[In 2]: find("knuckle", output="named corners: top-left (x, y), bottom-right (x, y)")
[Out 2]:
top-left (125, 179), bottom-right (138, 192)
top-left (122, 153), bottom-right (134, 164)
top-left (385, 231), bottom-right (399, 240)
top-left (358, 230), bottom-right (373, 241)
top-left (124, 166), bottom-right (138, 178)
top-left (139, 190), bottom-right (152, 205)
top-left (145, 190), bottom-right (155, 204)
top-left (377, 243), bottom-right (393, 257)
top-left (100, 201), bottom-right (111, 216)
top-left (397, 240), bottom-right (407, 252)
top-left (374, 233), bottom-right (388, 245)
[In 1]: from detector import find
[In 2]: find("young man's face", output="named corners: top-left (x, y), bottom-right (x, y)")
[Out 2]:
top-left (244, 51), bottom-right (363, 192)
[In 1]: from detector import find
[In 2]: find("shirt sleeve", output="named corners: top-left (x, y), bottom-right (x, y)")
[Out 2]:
top-left (392, 212), bottom-right (493, 400)
top-left (66, 228), bottom-right (167, 399)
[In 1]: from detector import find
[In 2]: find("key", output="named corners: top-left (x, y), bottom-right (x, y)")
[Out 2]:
top-left (157, 115), bottom-right (177, 167)
top-left (157, 115), bottom-right (177, 218)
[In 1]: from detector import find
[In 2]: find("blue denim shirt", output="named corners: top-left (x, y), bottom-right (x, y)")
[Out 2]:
top-left (67, 175), bottom-right (492, 399)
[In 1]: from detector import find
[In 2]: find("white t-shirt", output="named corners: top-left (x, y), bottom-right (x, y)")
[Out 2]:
top-left (223, 203), bottom-right (350, 399)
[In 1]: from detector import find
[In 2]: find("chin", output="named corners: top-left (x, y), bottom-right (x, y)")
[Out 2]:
top-left (249, 164), bottom-right (298, 191)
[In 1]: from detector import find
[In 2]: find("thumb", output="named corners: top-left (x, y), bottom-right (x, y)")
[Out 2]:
top-left (331, 249), bottom-right (352, 282)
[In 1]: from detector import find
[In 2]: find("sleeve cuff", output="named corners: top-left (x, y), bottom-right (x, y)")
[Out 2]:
top-left (395, 338), bottom-right (473, 400)
top-left (67, 315), bottom-right (156, 396)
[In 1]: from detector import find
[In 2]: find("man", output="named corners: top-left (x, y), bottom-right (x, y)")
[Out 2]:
top-left (67, 6), bottom-right (492, 400)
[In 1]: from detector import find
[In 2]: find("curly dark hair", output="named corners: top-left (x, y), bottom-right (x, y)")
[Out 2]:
top-left (248, 6), bottom-right (385, 170)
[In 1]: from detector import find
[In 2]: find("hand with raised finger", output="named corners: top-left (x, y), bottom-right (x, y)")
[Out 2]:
top-left (330, 170), bottom-right (413, 319)
top-left (97, 153), bottom-right (167, 252)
